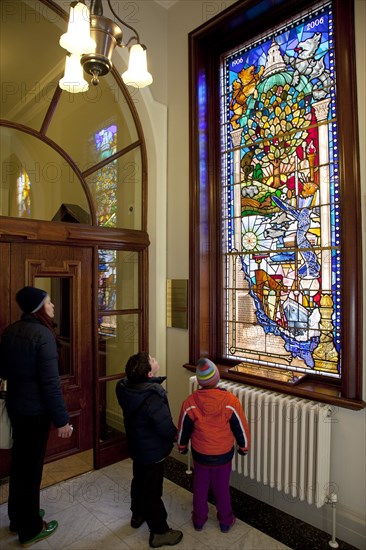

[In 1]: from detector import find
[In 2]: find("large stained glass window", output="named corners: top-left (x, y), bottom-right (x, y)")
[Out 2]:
top-left (221, 2), bottom-right (340, 378)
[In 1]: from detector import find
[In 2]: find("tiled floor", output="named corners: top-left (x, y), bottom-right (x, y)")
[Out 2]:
top-left (0, 450), bottom-right (94, 506)
top-left (0, 458), bottom-right (291, 549)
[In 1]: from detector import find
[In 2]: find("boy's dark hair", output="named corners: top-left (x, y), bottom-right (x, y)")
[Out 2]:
top-left (125, 352), bottom-right (151, 383)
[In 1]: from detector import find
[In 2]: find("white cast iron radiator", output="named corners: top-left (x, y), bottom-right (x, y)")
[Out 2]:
top-left (189, 376), bottom-right (332, 508)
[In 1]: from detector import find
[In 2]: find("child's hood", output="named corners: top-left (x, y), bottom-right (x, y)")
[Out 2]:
top-left (116, 376), bottom-right (166, 415)
top-left (191, 387), bottom-right (231, 415)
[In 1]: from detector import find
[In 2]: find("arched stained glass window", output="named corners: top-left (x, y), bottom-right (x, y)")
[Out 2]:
top-left (221, 1), bottom-right (339, 379)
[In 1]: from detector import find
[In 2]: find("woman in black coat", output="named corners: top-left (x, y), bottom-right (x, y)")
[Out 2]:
top-left (0, 286), bottom-right (73, 548)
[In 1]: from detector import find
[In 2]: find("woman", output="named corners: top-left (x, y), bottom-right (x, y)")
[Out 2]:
top-left (0, 286), bottom-right (73, 548)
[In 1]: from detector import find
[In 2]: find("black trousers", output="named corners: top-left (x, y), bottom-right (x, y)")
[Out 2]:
top-left (131, 459), bottom-right (169, 534)
top-left (8, 413), bottom-right (51, 543)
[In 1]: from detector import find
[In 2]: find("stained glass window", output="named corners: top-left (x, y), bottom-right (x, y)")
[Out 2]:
top-left (221, 1), bottom-right (340, 378)
top-left (95, 124), bottom-right (117, 227)
top-left (98, 249), bottom-right (117, 314)
top-left (17, 168), bottom-right (31, 217)
top-left (96, 126), bottom-right (118, 335)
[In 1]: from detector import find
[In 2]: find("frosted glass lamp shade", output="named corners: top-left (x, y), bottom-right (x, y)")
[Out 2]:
top-left (59, 54), bottom-right (89, 93)
top-left (60, 2), bottom-right (96, 55)
top-left (122, 44), bottom-right (153, 88)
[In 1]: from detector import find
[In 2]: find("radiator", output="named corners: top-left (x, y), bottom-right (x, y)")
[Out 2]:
top-left (189, 376), bottom-right (332, 508)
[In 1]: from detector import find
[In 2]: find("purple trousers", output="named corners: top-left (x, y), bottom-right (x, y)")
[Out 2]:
top-left (192, 460), bottom-right (234, 527)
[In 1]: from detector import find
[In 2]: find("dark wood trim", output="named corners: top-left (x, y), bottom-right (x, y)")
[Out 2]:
top-left (183, 364), bottom-right (366, 411)
top-left (333, 0), bottom-right (363, 400)
top-left (82, 140), bottom-right (141, 178)
top-left (188, 0), bottom-right (363, 406)
top-left (0, 217), bottom-right (150, 250)
top-left (40, 86), bottom-right (63, 136)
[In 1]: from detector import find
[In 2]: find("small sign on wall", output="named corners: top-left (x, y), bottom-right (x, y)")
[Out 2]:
top-left (166, 279), bottom-right (188, 329)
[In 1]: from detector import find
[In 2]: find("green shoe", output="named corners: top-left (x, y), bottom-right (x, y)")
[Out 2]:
top-left (20, 520), bottom-right (58, 548)
top-left (9, 509), bottom-right (45, 535)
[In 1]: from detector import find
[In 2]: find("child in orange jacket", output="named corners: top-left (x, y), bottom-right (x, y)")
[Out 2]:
top-left (177, 358), bottom-right (250, 533)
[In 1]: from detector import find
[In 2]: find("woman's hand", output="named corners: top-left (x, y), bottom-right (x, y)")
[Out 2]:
top-left (57, 423), bottom-right (73, 438)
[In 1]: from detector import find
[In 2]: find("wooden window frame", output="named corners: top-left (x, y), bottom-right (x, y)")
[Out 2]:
top-left (187, 0), bottom-right (364, 410)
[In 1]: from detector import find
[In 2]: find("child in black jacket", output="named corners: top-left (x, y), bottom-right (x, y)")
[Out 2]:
top-left (116, 352), bottom-right (183, 549)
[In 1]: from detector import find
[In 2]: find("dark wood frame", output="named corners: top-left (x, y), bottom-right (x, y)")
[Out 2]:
top-left (187, 0), bottom-right (364, 410)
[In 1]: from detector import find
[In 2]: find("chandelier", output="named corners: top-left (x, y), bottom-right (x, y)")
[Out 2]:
top-left (59, 0), bottom-right (153, 93)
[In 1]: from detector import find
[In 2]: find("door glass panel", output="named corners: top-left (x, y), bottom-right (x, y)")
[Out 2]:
top-left (98, 250), bottom-right (139, 311)
top-left (99, 379), bottom-right (125, 443)
top-left (0, 127), bottom-right (91, 222)
top-left (86, 148), bottom-right (142, 229)
top-left (34, 277), bottom-right (72, 377)
top-left (98, 314), bottom-right (139, 378)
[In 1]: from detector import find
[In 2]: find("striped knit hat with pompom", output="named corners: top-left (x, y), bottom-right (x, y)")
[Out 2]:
top-left (196, 357), bottom-right (220, 387)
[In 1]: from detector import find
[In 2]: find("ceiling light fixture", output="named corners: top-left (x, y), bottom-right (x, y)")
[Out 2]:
top-left (59, 0), bottom-right (153, 93)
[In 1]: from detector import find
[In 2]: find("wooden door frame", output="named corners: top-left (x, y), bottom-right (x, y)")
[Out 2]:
top-left (0, 217), bottom-right (150, 473)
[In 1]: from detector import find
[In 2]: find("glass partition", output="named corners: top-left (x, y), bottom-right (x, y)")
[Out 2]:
top-left (98, 250), bottom-right (139, 311)
top-left (0, 127), bottom-right (91, 222)
top-left (86, 147), bottom-right (142, 229)
top-left (46, 73), bottom-right (139, 172)
top-left (98, 314), bottom-right (139, 378)
top-left (0, 1), bottom-right (64, 131)
top-left (99, 379), bottom-right (125, 443)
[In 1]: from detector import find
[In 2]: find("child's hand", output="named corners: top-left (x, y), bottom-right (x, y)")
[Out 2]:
top-left (237, 448), bottom-right (247, 456)
top-left (178, 445), bottom-right (188, 454)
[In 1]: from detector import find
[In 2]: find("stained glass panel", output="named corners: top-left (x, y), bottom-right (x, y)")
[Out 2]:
top-left (221, 1), bottom-right (340, 378)
top-left (94, 124), bottom-right (117, 227)
top-left (98, 249), bottom-right (139, 313)
top-left (17, 168), bottom-right (31, 217)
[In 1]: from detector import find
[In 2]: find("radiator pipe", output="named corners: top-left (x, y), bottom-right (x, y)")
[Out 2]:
top-left (326, 493), bottom-right (339, 548)
top-left (186, 443), bottom-right (192, 474)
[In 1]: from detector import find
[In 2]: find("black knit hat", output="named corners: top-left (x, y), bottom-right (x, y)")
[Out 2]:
top-left (16, 286), bottom-right (48, 314)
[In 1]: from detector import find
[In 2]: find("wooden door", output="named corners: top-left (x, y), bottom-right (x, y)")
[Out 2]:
top-left (0, 242), bottom-right (94, 475)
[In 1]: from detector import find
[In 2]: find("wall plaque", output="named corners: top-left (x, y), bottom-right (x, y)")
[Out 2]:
top-left (166, 279), bottom-right (188, 329)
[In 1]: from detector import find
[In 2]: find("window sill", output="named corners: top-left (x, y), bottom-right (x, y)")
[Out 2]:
top-left (183, 364), bottom-right (366, 411)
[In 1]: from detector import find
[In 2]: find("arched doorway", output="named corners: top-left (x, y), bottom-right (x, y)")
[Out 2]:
top-left (0, 0), bottom-right (150, 478)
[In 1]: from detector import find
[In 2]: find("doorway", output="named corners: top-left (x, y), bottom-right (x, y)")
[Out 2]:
top-left (0, 242), bottom-right (94, 479)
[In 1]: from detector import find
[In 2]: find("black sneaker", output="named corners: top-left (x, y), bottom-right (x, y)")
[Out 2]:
top-left (131, 514), bottom-right (145, 528)
top-left (149, 529), bottom-right (183, 548)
